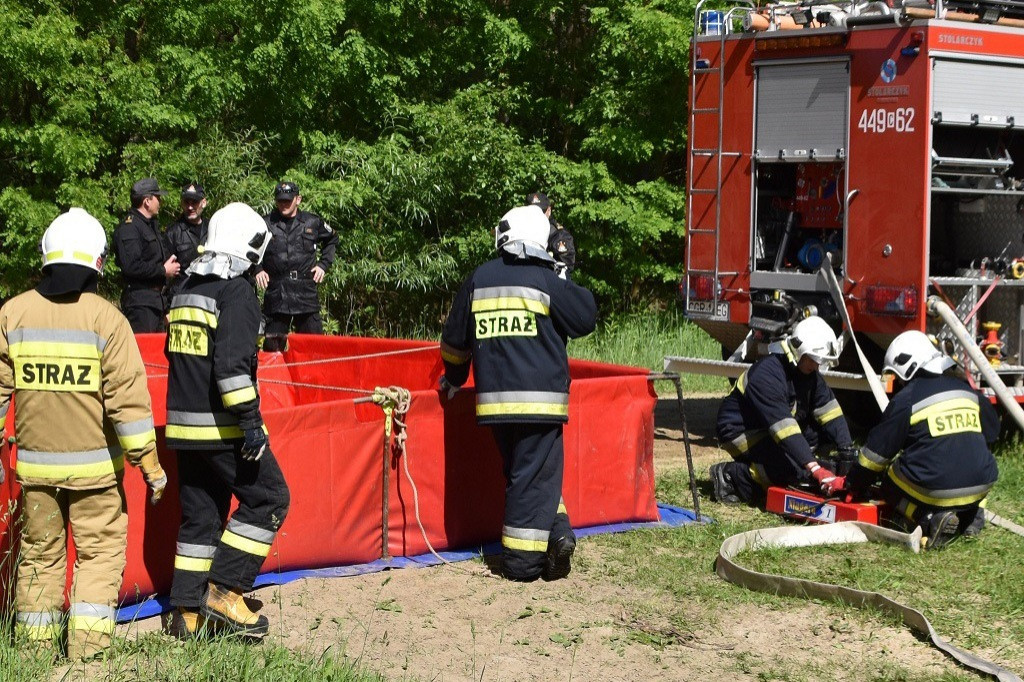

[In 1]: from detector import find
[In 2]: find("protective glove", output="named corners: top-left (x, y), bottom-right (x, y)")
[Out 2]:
top-left (138, 449), bottom-right (166, 505)
top-left (809, 462), bottom-right (841, 496)
top-left (439, 376), bottom-right (460, 400)
top-left (241, 427), bottom-right (268, 461)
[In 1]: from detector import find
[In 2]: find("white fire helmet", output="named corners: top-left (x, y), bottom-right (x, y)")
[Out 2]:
top-left (40, 207), bottom-right (108, 273)
top-left (883, 330), bottom-right (955, 381)
top-left (204, 202), bottom-right (271, 264)
top-left (788, 316), bottom-right (840, 368)
top-left (495, 204), bottom-right (549, 252)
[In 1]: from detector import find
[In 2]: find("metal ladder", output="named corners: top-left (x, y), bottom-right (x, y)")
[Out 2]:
top-left (685, 0), bottom-right (754, 315)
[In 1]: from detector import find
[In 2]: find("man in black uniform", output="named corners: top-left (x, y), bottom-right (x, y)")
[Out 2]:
top-left (166, 181), bottom-right (210, 299)
top-left (711, 316), bottom-right (855, 505)
top-left (845, 331), bottom-right (999, 549)
top-left (440, 204), bottom-right (597, 582)
top-left (254, 182), bottom-right (338, 345)
top-left (164, 202), bottom-right (290, 638)
top-left (527, 191), bottom-right (576, 275)
top-left (113, 177), bottom-right (179, 333)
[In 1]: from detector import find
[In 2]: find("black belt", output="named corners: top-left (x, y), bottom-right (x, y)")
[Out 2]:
top-left (126, 282), bottom-right (165, 292)
top-left (284, 270), bottom-right (312, 280)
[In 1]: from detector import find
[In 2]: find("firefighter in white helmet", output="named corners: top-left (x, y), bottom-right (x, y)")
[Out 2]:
top-left (439, 205), bottom-right (597, 581)
top-left (0, 208), bottom-right (166, 659)
top-left (711, 315), bottom-right (856, 505)
top-left (164, 202), bottom-right (289, 639)
top-left (845, 331), bottom-right (999, 549)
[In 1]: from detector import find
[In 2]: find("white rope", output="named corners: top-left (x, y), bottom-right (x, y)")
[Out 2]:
top-left (142, 344), bottom-right (436, 373)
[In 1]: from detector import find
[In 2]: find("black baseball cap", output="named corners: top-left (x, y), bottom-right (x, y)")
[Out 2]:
top-left (181, 181), bottom-right (206, 200)
top-left (275, 181), bottom-right (300, 200)
top-left (527, 191), bottom-right (550, 212)
top-left (131, 178), bottom-right (168, 199)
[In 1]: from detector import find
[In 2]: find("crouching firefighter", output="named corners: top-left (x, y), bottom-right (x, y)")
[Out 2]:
top-left (165, 202), bottom-right (290, 638)
top-left (845, 331), bottom-right (999, 549)
top-left (0, 208), bottom-right (167, 659)
top-left (439, 205), bottom-right (597, 581)
top-left (712, 316), bottom-right (856, 504)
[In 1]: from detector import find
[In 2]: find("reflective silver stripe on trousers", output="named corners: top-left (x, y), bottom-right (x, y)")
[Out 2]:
top-left (0, 401), bottom-right (9, 418)
top-left (176, 543), bottom-right (217, 558)
top-left (6, 327), bottom-right (108, 352)
top-left (171, 293), bottom-right (220, 314)
top-left (217, 375), bottom-right (254, 393)
top-left (68, 603), bottom-right (116, 621)
top-left (502, 526), bottom-right (550, 542)
top-left (476, 391), bottom-right (569, 406)
top-left (166, 410), bottom-right (240, 426)
top-left (17, 448), bottom-right (114, 465)
top-left (114, 416), bottom-right (155, 437)
top-left (911, 390), bottom-right (979, 413)
top-left (226, 519), bottom-right (277, 544)
top-left (813, 399), bottom-right (841, 419)
top-left (472, 286), bottom-right (551, 307)
top-left (17, 611), bottom-right (61, 626)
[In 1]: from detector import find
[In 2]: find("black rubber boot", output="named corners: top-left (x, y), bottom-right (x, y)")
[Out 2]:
top-left (709, 462), bottom-right (742, 504)
top-left (542, 534), bottom-right (576, 581)
top-left (922, 510), bottom-right (961, 550)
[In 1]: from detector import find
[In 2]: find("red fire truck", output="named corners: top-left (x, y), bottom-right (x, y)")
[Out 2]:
top-left (674, 0), bottom-right (1024, 406)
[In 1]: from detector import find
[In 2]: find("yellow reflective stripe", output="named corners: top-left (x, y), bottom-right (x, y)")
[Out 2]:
top-left (471, 297), bottom-right (549, 315)
top-left (165, 424), bottom-right (244, 441)
top-left (221, 386), bottom-right (257, 407)
top-left (771, 424), bottom-right (801, 442)
top-left (16, 457), bottom-right (123, 479)
top-left (168, 307), bottom-right (218, 328)
top-left (118, 428), bottom-right (156, 451)
top-left (440, 341), bottom-right (470, 365)
top-left (749, 464), bottom-right (770, 490)
top-left (736, 370), bottom-right (749, 394)
top-left (557, 503), bottom-right (568, 514)
top-left (68, 615), bottom-right (115, 634)
top-left (476, 402), bottom-right (569, 417)
top-left (817, 406), bottom-right (843, 424)
top-left (45, 250), bottom-right (96, 266)
top-left (886, 468), bottom-right (991, 507)
top-left (221, 529), bottom-right (271, 557)
top-left (8, 340), bottom-right (102, 360)
top-left (502, 535), bottom-right (548, 553)
top-left (909, 398), bottom-right (979, 425)
top-left (857, 452), bottom-right (887, 473)
top-left (174, 555), bottom-right (213, 572)
top-left (19, 623), bottom-right (60, 641)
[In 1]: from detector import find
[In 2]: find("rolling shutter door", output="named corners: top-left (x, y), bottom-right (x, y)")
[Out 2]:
top-left (755, 61), bottom-right (849, 161)
top-left (932, 59), bottom-right (1024, 127)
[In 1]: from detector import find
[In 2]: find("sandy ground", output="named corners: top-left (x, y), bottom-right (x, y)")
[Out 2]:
top-left (119, 394), bottom-right (972, 681)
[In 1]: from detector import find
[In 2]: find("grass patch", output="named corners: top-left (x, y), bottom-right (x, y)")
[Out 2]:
top-left (568, 308), bottom-right (728, 393)
top-left (592, 452), bottom-right (1024, 680)
top-left (0, 630), bottom-right (382, 682)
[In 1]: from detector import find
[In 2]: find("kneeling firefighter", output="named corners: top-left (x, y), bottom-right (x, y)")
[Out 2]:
top-left (0, 208), bottom-right (166, 659)
top-left (845, 331), bottom-right (999, 549)
top-left (439, 205), bottom-right (597, 581)
top-left (165, 202), bottom-right (290, 638)
top-left (712, 316), bottom-right (856, 504)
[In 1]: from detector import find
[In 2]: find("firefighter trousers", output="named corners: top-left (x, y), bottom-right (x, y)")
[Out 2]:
top-left (170, 446), bottom-right (290, 609)
top-left (491, 423), bottom-right (572, 580)
top-left (16, 484), bottom-right (127, 659)
top-left (721, 443), bottom-right (812, 504)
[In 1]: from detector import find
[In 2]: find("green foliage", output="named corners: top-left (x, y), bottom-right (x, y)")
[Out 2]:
top-left (0, 0), bottom-right (698, 329)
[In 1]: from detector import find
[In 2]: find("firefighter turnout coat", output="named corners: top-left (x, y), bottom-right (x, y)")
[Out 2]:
top-left (848, 373), bottom-right (999, 508)
top-left (440, 254), bottom-right (597, 423)
top-left (0, 290), bottom-right (159, 488)
top-left (717, 353), bottom-right (853, 469)
top-left (165, 276), bottom-right (265, 449)
top-left (256, 210), bottom-right (338, 315)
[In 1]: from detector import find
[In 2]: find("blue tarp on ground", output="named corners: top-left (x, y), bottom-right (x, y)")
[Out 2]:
top-left (116, 503), bottom-right (709, 623)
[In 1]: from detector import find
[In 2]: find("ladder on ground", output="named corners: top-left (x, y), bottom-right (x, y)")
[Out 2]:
top-left (685, 0), bottom-right (754, 315)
